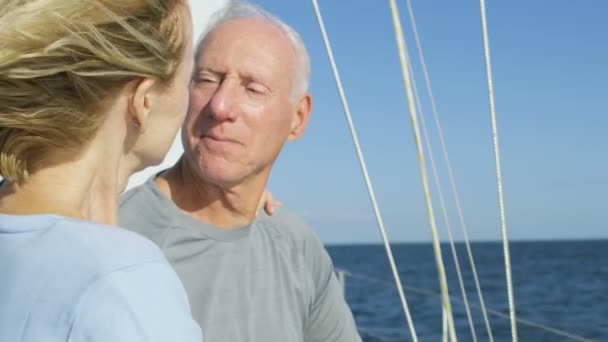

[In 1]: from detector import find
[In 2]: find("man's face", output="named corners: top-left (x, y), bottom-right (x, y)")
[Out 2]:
top-left (183, 18), bottom-right (308, 187)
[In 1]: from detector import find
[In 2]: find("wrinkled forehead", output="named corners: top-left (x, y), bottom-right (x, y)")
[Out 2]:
top-left (196, 17), bottom-right (297, 73)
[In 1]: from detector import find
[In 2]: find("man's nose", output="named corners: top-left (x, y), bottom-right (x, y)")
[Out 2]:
top-left (208, 81), bottom-right (238, 122)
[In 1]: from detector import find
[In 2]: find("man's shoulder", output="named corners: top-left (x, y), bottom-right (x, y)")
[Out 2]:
top-left (120, 180), bottom-right (156, 210)
top-left (256, 207), bottom-right (323, 253)
top-left (258, 206), bottom-right (309, 234)
top-left (119, 180), bottom-right (171, 232)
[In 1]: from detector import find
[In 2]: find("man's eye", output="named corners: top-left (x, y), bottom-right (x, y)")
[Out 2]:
top-left (193, 73), bottom-right (218, 83)
top-left (196, 77), bottom-right (216, 83)
top-left (246, 83), bottom-right (268, 94)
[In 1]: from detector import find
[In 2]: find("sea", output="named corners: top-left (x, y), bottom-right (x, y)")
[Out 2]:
top-left (326, 240), bottom-right (608, 342)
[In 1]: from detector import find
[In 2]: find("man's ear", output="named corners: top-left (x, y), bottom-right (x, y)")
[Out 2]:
top-left (127, 78), bottom-right (158, 133)
top-left (287, 93), bottom-right (312, 141)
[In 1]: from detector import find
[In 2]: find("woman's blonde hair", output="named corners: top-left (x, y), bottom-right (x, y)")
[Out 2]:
top-left (0, 0), bottom-right (188, 182)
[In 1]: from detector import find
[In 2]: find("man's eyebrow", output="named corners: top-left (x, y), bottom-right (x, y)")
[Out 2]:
top-left (195, 67), bottom-right (222, 75)
top-left (241, 74), bottom-right (266, 84)
top-left (194, 66), bottom-right (272, 86)
top-left (240, 67), bottom-right (273, 84)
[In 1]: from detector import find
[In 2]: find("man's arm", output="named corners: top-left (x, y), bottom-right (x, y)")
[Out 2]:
top-left (303, 232), bottom-right (362, 342)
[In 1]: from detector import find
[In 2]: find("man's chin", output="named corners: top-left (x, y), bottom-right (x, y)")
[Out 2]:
top-left (194, 155), bottom-right (238, 180)
top-left (198, 170), bottom-right (243, 189)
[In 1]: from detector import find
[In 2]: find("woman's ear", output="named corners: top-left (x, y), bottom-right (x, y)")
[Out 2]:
top-left (127, 78), bottom-right (158, 133)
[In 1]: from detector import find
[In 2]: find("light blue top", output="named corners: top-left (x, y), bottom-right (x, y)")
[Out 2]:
top-left (0, 213), bottom-right (202, 342)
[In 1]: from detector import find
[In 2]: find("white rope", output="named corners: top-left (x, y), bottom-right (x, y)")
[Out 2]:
top-left (404, 0), bottom-right (494, 340)
top-left (310, 1), bottom-right (419, 341)
top-left (408, 60), bottom-right (478, 342)
top-left (442, 307), bottom-right (448, 342)
top-left (478, 1), bottom-right (518, 341)
top-left (386, 0), bottom-right (457, 340)
top-left (340, 269), bottom-right (594, 342)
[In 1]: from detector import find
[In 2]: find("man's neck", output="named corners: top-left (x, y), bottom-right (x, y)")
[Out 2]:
top-left (156, 158), bottom-right (268, 228)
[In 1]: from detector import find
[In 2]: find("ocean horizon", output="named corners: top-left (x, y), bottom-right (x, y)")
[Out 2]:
top-left (327, 240), bottom-right (607, 341)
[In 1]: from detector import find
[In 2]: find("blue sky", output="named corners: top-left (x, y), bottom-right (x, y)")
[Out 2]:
top-left (131, 1), bottom-right (607, 244)
top-left (247, 0), bottom-right (608, 244)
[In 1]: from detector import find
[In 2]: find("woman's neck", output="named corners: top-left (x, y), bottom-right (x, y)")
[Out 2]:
top-left (0, 143), bottom-right (128, 226)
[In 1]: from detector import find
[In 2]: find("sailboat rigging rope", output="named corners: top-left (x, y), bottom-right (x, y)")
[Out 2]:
top-left (478, 1), bottom-right (518, 341)
top-left (404, 0), bottom-right (495, 340)
top-left (409, 60), bottom-right (478, 342)
top-left (310, 1), bottom-right (419, 341)
top-left (387, 0), bottom-right (456, 340)
top-left (340, 269), bottom-right (593, 342)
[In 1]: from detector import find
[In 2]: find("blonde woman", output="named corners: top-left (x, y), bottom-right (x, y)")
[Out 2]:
top-left (0, 0), bottom-right (202, 340)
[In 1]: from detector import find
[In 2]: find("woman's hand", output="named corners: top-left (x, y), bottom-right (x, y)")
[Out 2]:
top-left (257, 190), bottom-right (282, 215)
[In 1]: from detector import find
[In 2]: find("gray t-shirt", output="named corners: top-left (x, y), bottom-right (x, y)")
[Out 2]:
top-left (119, 179), bottom-right (361, 342)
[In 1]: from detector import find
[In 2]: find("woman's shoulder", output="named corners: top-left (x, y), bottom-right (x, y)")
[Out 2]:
top-left (50, 216), bottom-right (168, 272)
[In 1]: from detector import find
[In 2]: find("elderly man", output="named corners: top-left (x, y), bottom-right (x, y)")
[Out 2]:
top-left (119, 2), bottom-right (361, 341)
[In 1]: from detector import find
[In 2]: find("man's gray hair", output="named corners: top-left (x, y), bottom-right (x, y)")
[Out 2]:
top-left (195, 1), bottom-right (311, 98)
